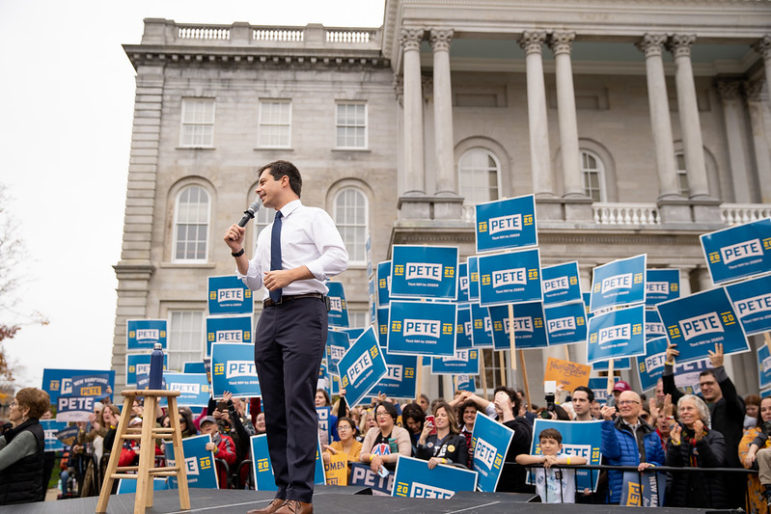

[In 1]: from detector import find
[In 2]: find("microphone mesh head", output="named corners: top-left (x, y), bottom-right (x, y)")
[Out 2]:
top-left (248, 199), bottom-right (262, 213)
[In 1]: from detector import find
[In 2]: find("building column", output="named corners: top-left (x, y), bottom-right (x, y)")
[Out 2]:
top-left (401, 28), bottom-right (426, 196)
top-left (753, 36), bottom-right (771, 93)
top-left (520, 31), bottom-right (554, 198)
top-left (745, 80), bottom-right (771, 203)
top-left (669, 35), bottom-right (710, 198)
top-left (717, 79), bottom-right (755, 203)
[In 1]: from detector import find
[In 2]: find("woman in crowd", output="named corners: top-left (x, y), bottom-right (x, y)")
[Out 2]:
top-left (415, 401), bottom-right (468, 469)
top-left (740, 395), bottom-right (771, 513)
top-left (401, 402), bottom-right (425, 454)
top-left (178, 407), bottom-right (199, 438)
top-left (457, 400), bottom-right (478, 468)
top-left (359, 401), bottom-right (411, 472)
top-left (0, 387), bottom-right (50, 505)
top-left (322, 417), bottom-right (362, 469)
top-left (316, 389), bottom-right (338, 443)
top-left (746, 395), bottom-right (762, 430)
top-left (666, 394), bottom-right (727, 508)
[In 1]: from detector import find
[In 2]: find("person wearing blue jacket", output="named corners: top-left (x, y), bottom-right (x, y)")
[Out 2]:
top-left (600, 390), bottom-right (666, 504)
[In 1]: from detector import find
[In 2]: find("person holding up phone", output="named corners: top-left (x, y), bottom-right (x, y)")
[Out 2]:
top-left (415, 402), bottom-right (468, 469)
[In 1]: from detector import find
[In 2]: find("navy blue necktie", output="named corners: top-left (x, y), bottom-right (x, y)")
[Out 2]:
top-left (269, 211), bottom-right (283, 303)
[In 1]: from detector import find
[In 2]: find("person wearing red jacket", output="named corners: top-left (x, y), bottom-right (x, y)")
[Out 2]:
top-left (200, 416), bottom-right (236, 488)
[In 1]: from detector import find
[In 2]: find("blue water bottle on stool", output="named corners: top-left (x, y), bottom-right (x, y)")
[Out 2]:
top-left (149, 342), bottom-right (164, 389)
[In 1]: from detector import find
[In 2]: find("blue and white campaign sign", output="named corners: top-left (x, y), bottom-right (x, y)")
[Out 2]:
top-left (542, 262), bottom-right (582, 306)
top-left (457, 262), bottom-right (470, 303)
top-left (636, 337), bottom-right (670, 392)
top-left (375, 351), bottom-right (418, 399)
top-left (127, 319), bottom-right (167, 351)
top-left (468, 256), bottom-right (480, 301)
top-left (393, 455), bottom-right (478, 499)
top-left (388, 301), bottom-right (456, 356)
top-left (391, 245), bottom-right (458, 300)
top-left (478, 248), bottom-right (542, 307)
top-left (645, 309), bottom-right (667, 341)
top-left (701, 218), bottom-right (771, 284)
top-left (431, 348), bottom-right (479, 375)
top-left (126, 354), bottom-right (167, 387)
top-left (42, 368), bottom-right (115, 404)
top-left (208, 275), bottom-right (253, 315)
top-left (377, 261), bottom-right (391, 307)
top-left (529, 419), bottom-right (603, 492)
top-left (41, 420), bottom-right (67, 452)
top-left (350, 463), bottom-right (395, 496)
top-left (475, 194), bottom-right (537, 253)
top-left (470, 303), bottom-right (493, 348)
top-left (489, 302), bottom-right (548, 350)
top-left (56, 395), bottom-right (95, 422)
top-left (117, 478), bottom-right (170, 495)
top-left (471, 412), bottom-right (514, 492)
top-left (587, 305), bottom-right (645, 363)
top-left (251, 434), bottom-right (325, 490)
top-left (338, 327), bottom-right (388, 406)
top-left (326, 281), bottom-right (350, 328)
top-left (317, 406), bottom-right (332, 443)
top-left (162, 373), bottom-right (211, 408)
top-left (211, 343), bottom-right (261, 399)
top-left (165, 434), bottom-right (218, 489)
top-left (656, 287), bottom-right (749, 364)
top-left (456, 374), bottom-right (477, 393)
top-left (673, 358), bottom-right (711, 395)
top-left (758, 344), bottom-right (771, 392)
top-left (645, 269), bottom-right (680, 307)
top-left (588, 377), bottom-right (617, 404)
top-left (590, 254), bottom-right (646, 312)
top-left (456, 306), bottom-right (473, 350)
top-left (544, 300), bottom-right (587, 346)
top-left (343, 328), bottom-right (364, 341)
top-left (326, 330), bottom-right (350, 376)
top-left (206, 315), bottom-right (252, 356)
top-left (726, 274), bottom-right (771, 336)
top-left (70, 373), bottom-right (112, 398)
top-left (184, 361), bottom-right (207, 374)
top-left (377, 307), bottom-right (389, 349)
top-left (592, 358), bottom-right (631, 372)
top-left (55, 426), bottom-right (80, 447)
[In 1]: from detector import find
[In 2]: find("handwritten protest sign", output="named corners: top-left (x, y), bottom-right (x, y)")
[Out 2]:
top-left (544, 357), bottom-right (590, 393)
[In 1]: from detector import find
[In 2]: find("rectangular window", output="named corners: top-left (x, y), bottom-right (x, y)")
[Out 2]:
top-left (335, 103), bottom-right (367, 149)
top-left (167, 310), bottom-right (204, 371)
top-left (348, 310), bottom-right (367, 328)
top-left (258, 100), bottom-right (292, 148)
top-left (180, 98), bottom-right (215, 148)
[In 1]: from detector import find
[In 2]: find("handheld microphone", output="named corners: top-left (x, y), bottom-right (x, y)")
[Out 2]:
top-left (237, 199), bottom-right (262, 227)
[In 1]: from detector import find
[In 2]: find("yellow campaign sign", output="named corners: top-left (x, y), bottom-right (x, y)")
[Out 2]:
top-left (324, 452), bottom-right (349, 486)
top-left (543, 357), bottom-right (591, 393)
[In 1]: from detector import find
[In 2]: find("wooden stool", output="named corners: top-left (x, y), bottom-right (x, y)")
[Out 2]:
top-left (96, 389), bottom-right (191, 513)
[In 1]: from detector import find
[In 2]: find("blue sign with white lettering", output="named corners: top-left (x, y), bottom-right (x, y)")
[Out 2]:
top-left (391, 246), bottom-right (458, 300)
top-left (41, 420), bottom-right (67, 452)
top-left (456, 262), bottom-right (470, 303)
top-left (645, 309), bottom-right (667, 341)
top-left (431, 348), bottom-right (480, 375)
top-left (456, 374), bottom-right (477, 393)
top-left (250, 434), bottom-right (325, 491)
top-left (388, 301), bottom-right (456, 356)
top-left (489, 302), bottom-right (548, 350)
top-left (326, 330), bottom-right (350, 376)
top-left (726, 274), bottom-right (771, 336)
top-left (470, 303), bottom-right (493, 348)
top-left (56, 395), bottom-right (95, 422)
top-left (636, 337), bottom-right (670, 392)
top-left (587, 305), bottom-right (645, 363)
top-left (375, 350), bottom-right (418, 399)
top-left (645, 269), bottom-right (680, 307)
top-left (592, 358), bottom-right (632, 372)
top-left (117, 478), bottom-right (170, 495)
top-left (127, 319), bottom-right (167, 350)
top-left (758, 344), bottom-right (771, 392)
top-left (392, 455), bottom-right (478, 499)
top-left (475, 194), bottom-right (537, 253)
top-left (209, 275), bottom-right (253, 315)
top-left (343, 328), bottom-right (364, 341)
top-left (377, 261), bottom-right (391, 307)
top-left (479, 248), bottom-right (542, 307)
top-left (70, 373), bottom-right (112, 398)
top-left (377, 307), bottom-right (389, 349)
top-left (206, 315), bottom-right (252, 356)
top-left (210, 343), bottom-right (261, 399)
top-left (326, 281), bottom-right (350, 328)
top-left (542, 262), bottom-right (582, 306)
top-left (42, 368), bottom-right (115, 405)
top-left (543, 300), bottom-right (587, 346)
top-left (456, 306), bottom-right (473, 350)
top-left (165, 434), bottom-right (219, 489)
top-left (162, 373), bottom-right (211, 408)
top-left (528, 419), bottom-right (603, 492)
top-left (656, 287), bottom-right (749, 364)
top-left (588, 377), bottom-right (618, 404)
top-left (126, 354), bottom-right (167, 387)
top-left (590, 254), bottom-right (646, 312)
top-left (338, 327), bottom-right (388, 407)
top-left (468, 256), bottom-right (480, 301)
top-left (184, 361), bottom-right (207, 374)
top-left (701, 218), bottom-right (771, 284)
top-left (471, 412), bottom-right (514, 492)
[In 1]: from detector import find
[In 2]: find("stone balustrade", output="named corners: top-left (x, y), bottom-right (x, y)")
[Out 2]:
top-left (721, 203), bottom-right (771, 225)
top-left (593, 203), bottom-right (661, 225)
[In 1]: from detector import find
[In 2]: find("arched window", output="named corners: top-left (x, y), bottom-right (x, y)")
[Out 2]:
top-left (581, 150), bottom-right (606, 202)
top-left (334, 188), bottom-right (368, 265)
top-left (675, 153), bottom-right (690, 197)
top-left (173, 185), bottom-right (210, 262)
top-left (458, 148), bottom-right (500, 204)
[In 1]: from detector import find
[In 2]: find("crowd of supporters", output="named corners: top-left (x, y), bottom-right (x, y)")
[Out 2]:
top-left (1, 342), bottom-right (769, 509)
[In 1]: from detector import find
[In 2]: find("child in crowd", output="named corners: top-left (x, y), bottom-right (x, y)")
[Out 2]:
top-left (199, 416), bottom-right (237, 489)
top-left (516, 428), bottom-right (587, 503)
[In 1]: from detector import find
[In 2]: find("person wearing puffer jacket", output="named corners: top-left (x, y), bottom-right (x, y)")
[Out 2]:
top-left (600, 390), bottom-right (666, 504)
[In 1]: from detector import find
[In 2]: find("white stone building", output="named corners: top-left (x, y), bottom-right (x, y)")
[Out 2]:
top-left (112, 1), bottom-right (771, 402)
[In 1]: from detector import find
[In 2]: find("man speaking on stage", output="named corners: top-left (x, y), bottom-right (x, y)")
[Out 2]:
top-left (224, 160), bottom-right (348, 514)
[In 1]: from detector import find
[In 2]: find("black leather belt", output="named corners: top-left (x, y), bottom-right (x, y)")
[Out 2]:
top-left (263, 293), bottom-right (324, 307)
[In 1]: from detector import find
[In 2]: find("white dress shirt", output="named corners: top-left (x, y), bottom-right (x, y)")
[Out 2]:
top-left (237, 199), bottom-right (349, 299)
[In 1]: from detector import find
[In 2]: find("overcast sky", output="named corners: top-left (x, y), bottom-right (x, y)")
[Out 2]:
top-left (0, 0), bottom-right (385, 389)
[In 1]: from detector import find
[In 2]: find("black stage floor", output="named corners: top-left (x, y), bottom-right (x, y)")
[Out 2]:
top-left (6, 487), bottom-right (717, 513)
